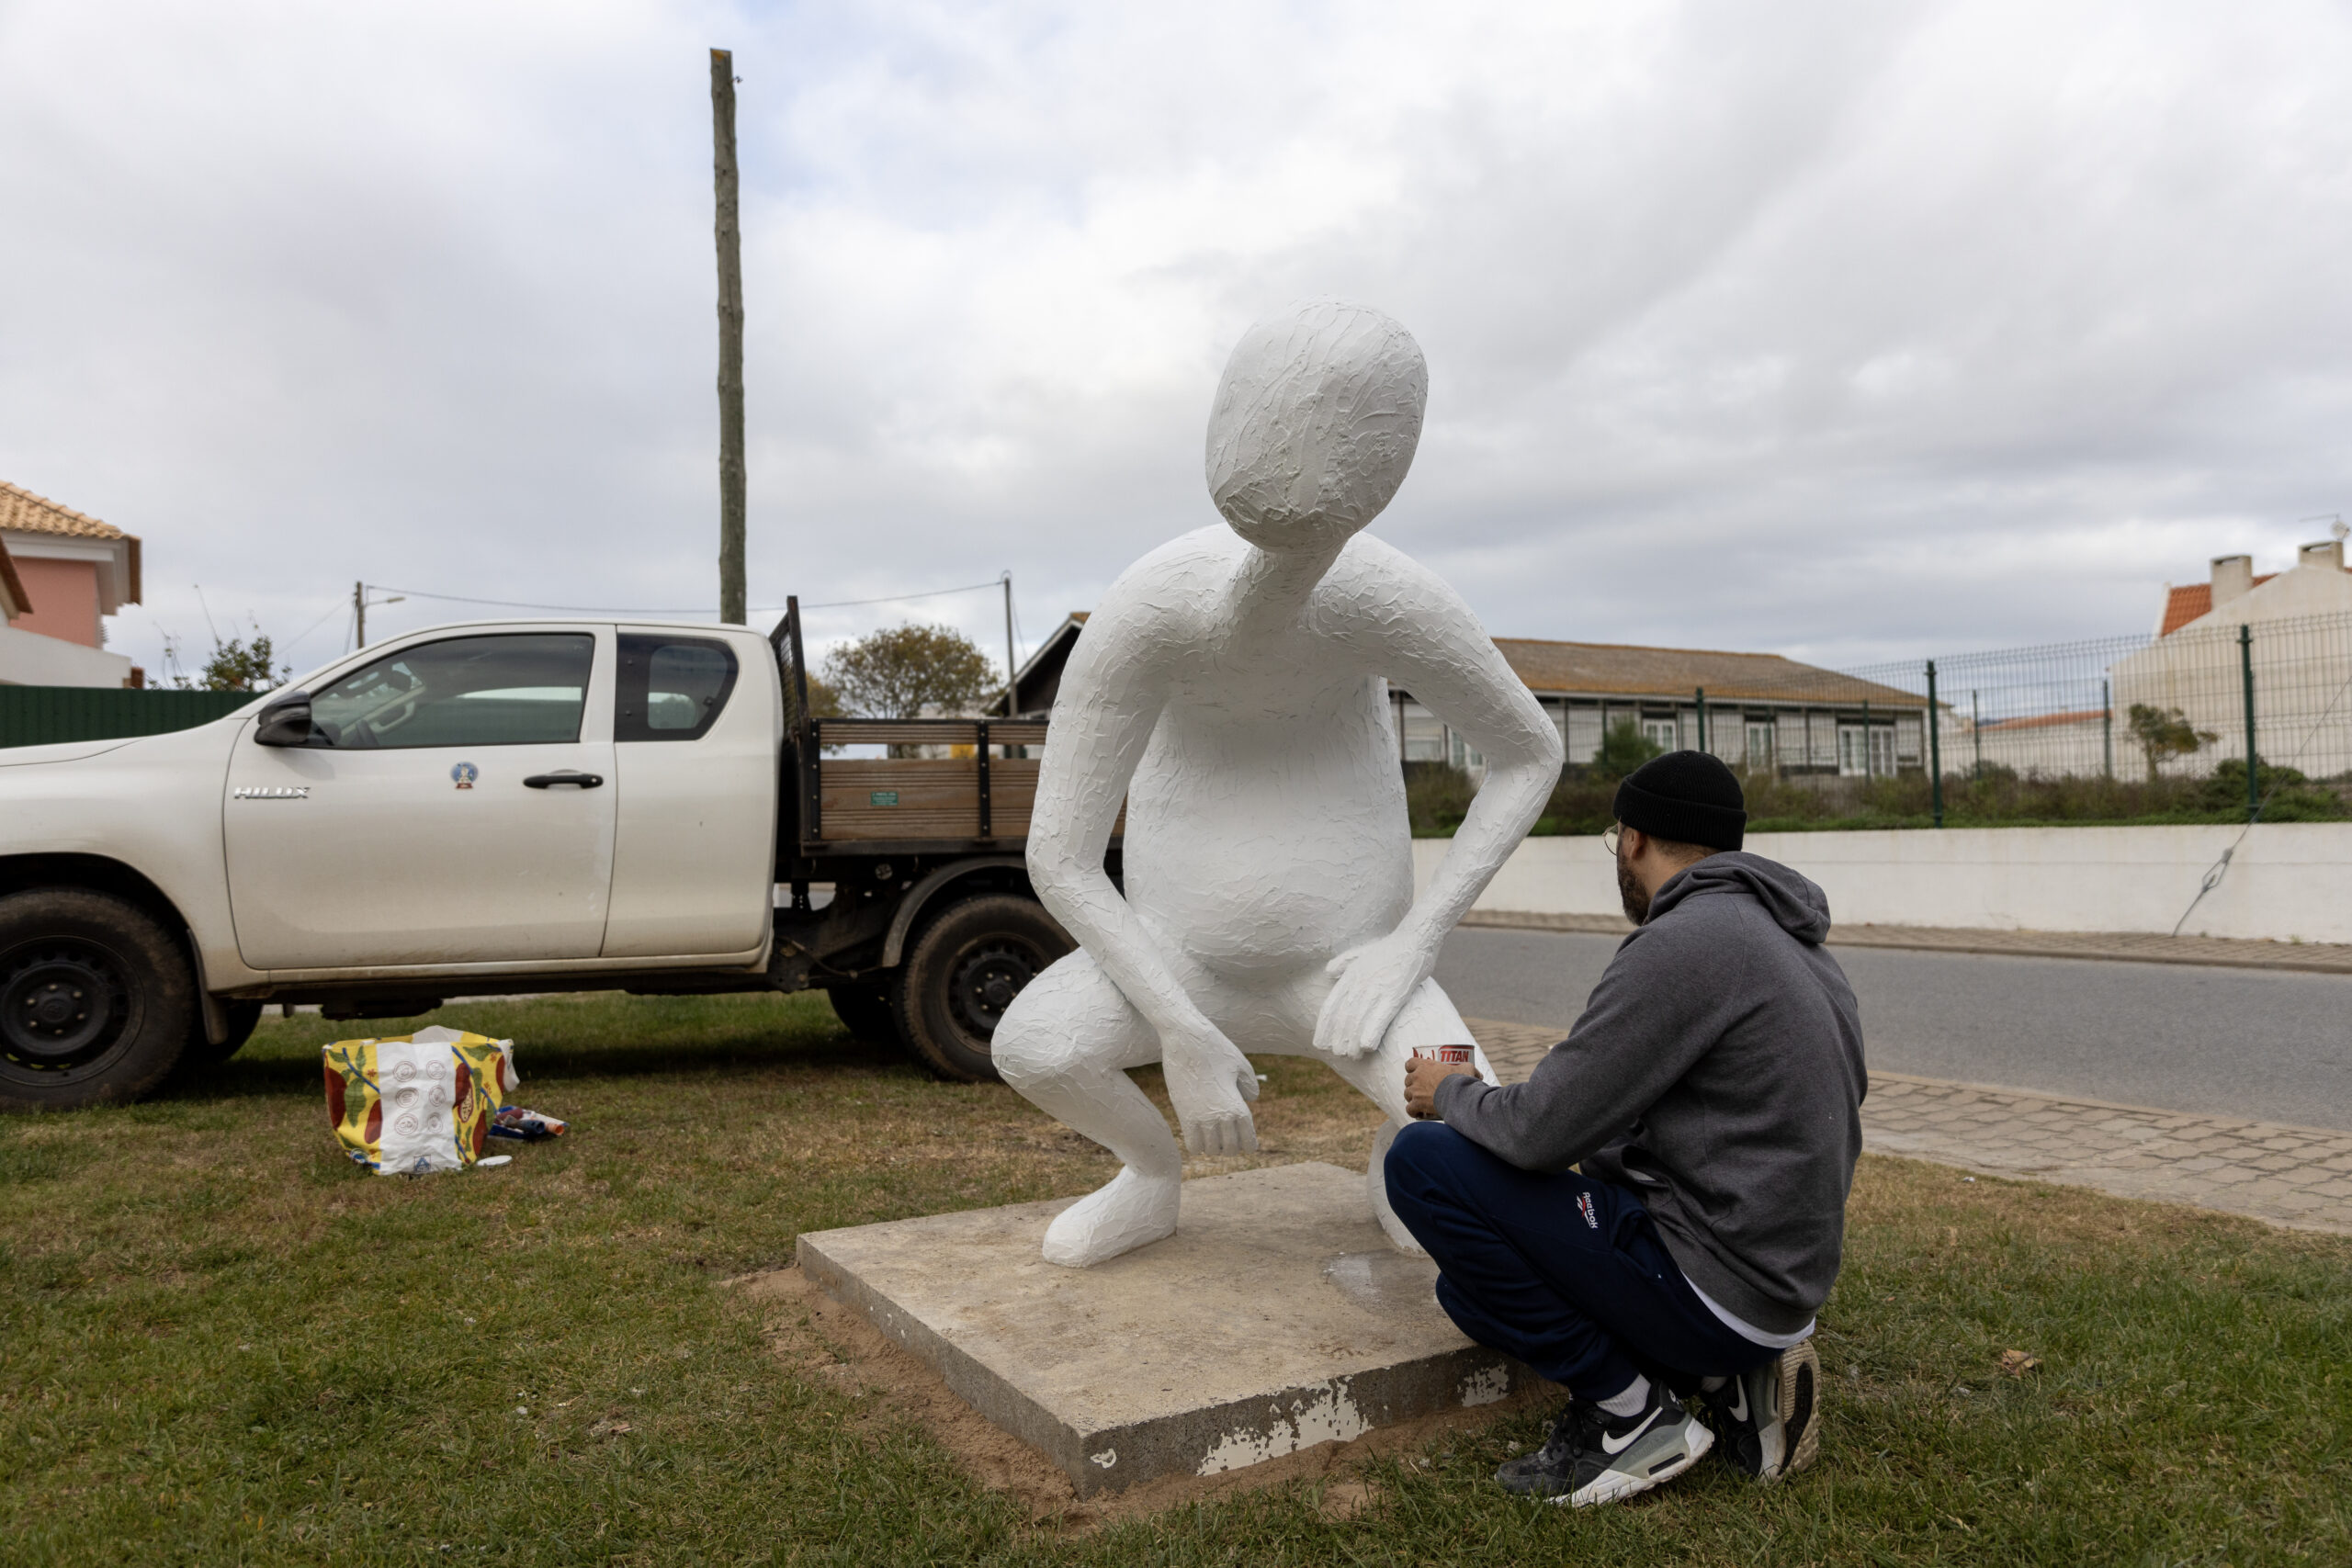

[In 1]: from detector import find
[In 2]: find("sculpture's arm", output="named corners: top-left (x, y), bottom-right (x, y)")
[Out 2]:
top-left (1317, 555), bottom-right (1565, 1057)
top-left (1025, 597), bottom-right (1260, 1154)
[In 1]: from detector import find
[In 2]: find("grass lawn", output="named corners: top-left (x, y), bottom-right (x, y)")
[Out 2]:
top-left (4, 991), bottom-right (2348, 1565)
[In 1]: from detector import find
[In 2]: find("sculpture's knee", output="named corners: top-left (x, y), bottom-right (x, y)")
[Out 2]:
top-left (989, 998), bottom-right (1066, 1093)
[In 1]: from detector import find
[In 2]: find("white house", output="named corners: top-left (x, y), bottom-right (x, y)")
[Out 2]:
top-left (0, 480), bottom-right (141, 688)
top-left (2108, 538), bottom-right (2352, 780)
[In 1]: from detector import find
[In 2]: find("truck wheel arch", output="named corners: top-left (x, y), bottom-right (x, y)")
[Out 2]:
top-left (0, 853), bottom-right (191, 937)
top-left (879, 856), bottom-right (1039, 968)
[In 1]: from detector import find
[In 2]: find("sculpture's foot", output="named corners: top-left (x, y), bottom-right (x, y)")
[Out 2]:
top-left (1042, 1168), bottom-right (1181, 1268)
top-left (1367, 1120), bottom-right (1429, 1258)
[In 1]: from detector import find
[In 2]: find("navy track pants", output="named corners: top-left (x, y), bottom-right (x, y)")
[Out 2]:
top-left (1384, 1120), bottom-right (1776, 1401)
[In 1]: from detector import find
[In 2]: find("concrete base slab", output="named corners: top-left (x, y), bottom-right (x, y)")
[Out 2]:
top-left (796, 1162), bottom-right (1536, 1495)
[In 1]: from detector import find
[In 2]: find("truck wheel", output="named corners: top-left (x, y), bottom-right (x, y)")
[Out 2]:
top-left (0, 890), bottom-right (197, 1112)
top-left (182, 998), bottom-right (265, 1069)
top-left (827, 984), bottom-right (900, 1046)
top-left (891, 895), bottom-right (1071, 1083)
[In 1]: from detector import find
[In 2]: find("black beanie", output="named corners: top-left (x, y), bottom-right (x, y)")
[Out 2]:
top-left (1612, 750), bottom-right (1747, 852)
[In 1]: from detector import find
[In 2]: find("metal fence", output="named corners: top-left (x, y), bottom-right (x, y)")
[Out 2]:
top-left (1634, 609), bottom-right (2352, 822)
top-left (0, 686), bottom-right (252, 750)
top-left (1827, 611), bottom-right (2352, 791)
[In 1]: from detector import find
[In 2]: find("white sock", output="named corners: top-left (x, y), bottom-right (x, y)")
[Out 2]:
top-left (1700, 1376), bottom-right (1729, 1393)
top-left (1596, 1375), bottom-right (1651, 1418)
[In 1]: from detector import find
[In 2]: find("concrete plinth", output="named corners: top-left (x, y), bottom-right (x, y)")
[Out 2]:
top-left (796, 1162), bottom-right (1535, 1495)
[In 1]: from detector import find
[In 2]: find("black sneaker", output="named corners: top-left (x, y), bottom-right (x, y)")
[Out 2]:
top-left (1702, 1340), bottom-right (1820, 1482)
top-left (1495, 1384), bottom-right (1715, 1507)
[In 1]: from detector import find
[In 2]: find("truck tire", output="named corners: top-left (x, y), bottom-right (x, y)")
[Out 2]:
top-left (826, 984), bottom-right (901, 1046)
top-left (890, 894), bottom-right (1071, 1083)
top-left (181, 998), bottom-right (265, 1069)
top-left (0, 889), bottom-right (197, 1112)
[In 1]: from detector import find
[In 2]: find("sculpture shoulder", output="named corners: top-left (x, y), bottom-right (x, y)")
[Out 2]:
top-left (1082, 526), bottom-right (1238, 649)
top-left (1313, 533), bottom-right (1480, 638)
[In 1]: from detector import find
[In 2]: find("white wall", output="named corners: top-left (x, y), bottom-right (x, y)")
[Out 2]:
top-left (0, 624), bottom-right (133, 687)
top-left (1415, 823), bottom-right (2352, 945)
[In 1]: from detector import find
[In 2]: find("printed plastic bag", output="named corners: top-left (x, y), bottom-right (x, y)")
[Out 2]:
top-left (322, 1025), bottom-right (518, 1176)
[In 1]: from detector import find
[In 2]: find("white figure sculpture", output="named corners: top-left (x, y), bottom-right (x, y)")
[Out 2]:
top-left (995, 300), bottom-right (1565, 1267)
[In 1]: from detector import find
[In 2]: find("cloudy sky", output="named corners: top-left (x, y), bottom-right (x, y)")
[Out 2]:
top-left (6, 0), bottom-right (2350, 684)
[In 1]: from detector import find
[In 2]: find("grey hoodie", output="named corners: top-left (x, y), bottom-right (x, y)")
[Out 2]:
top-left (1432, 852), bottom-right (1866, 1337)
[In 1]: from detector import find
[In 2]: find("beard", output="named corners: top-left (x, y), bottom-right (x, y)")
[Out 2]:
top-left (1617, 849), bottom-right (1650, 925)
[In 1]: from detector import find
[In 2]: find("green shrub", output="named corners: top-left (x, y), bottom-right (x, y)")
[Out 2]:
top-left (1403, 762), bottom-right (1480, 836)
top-left (2201, 757), bottom-right (2352, 821)
top-left (1415, 757), bottom-right (2352, 837)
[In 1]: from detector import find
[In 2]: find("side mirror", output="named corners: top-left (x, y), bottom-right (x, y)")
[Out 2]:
top-left (254, 692), bottom-right (314, 748)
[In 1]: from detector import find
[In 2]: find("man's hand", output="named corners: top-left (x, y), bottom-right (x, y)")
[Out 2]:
top-left (1317, 930), bottom-right (1436, 1059)
top-left (1160, 1017), bottom-right (1261, 1155)
top-left (1405, 1054), bottom-right (1476, 1120)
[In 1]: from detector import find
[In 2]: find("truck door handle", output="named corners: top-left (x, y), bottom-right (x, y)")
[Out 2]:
top-left (524, 771), bottom-right (605, 789)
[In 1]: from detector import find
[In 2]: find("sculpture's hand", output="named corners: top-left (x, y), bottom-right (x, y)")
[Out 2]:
top-left (1159, 1018), bottom-right (1261, 1156)
top-left (1317, 930), bottom-right (1434, 1059)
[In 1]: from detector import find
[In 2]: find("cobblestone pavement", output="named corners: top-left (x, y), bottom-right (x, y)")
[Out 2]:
top-left (1458, 908), bottom-right (2352, 975)
top-left (1463, 1018), bottom-right (2352, 1236)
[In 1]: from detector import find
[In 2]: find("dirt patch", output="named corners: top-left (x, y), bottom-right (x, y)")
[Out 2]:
top-left (733, 1263), bottom-right (1540, 1534)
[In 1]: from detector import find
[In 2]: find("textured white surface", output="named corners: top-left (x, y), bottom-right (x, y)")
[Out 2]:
top-left (1194, 1380), bottom-right (1370, 1475)
top-left (999, 302), bottom-right (1563, 1266)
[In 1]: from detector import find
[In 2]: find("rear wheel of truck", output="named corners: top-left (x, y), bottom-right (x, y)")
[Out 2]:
top-left (891, 895), bottom-right (1071, 1083)
top-left (0, 889), bottom-right (197, 1112)
top-left (826, 983), bottom-right (901, 1046)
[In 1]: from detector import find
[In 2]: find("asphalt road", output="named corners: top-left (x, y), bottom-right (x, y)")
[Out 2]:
top-left (1434, 926), bottom-right (2352, 1132)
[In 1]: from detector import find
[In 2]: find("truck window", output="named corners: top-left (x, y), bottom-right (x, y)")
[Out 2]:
top-left (304, 634), bottom-right (594, 749)
top-left (616, 634), bottom-right (738, 742)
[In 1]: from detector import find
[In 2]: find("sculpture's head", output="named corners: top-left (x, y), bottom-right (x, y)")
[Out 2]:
top-left (1204, 300), bottom-right (1427, 555)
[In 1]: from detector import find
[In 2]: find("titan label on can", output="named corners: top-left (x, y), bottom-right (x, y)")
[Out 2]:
top-left (1411, 1044), bottom-right (1476, 1066)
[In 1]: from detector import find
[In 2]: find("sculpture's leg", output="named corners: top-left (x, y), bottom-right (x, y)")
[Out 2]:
top-left (992, 949), bottom-right (1179, 1268)
top-left (1316, 977), bottom-right (1480, 1257)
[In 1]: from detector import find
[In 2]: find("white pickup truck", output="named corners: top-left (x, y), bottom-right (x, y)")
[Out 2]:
top-left (0, 602), bottom-right (1085, 1111)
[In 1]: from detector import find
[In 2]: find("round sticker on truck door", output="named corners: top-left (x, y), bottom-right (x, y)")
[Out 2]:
top-left (451, 761), bottom-right (479, 790)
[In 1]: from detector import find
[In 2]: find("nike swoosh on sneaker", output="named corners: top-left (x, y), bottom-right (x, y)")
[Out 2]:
top-left (1727, 1379), bottom-right (1751, 1423)
top-left (1600, 1408), bottom-right (1661, 1456)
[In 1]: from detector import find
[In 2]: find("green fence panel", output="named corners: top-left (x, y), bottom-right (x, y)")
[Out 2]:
top-left (0, 687), bottom-right (253, 750)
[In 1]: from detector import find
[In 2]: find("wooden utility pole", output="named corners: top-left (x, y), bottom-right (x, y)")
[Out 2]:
top-left (710, 48), bottom-right (748, 625)
top-left (354, 580), bottom-right (366, 649)
top-left (1001, 571), bottom-right (1017, 715)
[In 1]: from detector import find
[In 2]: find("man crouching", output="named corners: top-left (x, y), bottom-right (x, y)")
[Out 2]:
top-left (1390, 750), bottom-right (1865, 1507)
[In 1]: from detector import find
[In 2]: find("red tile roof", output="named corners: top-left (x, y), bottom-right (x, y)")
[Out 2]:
top-left (1977, 708), bottom-right (2106, 733)
top-left (1491, 637), bottom-right (1924, 707)
top-left (0, 479), bottom-right (130, 541)
top-left (2160, 579), bottom-right (2279, 636)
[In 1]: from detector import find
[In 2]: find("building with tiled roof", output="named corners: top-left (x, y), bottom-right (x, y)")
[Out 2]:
top-left (2112, 535), bottom-right (2352, 781)
top-left (0, 480), bottom-right (142, 687)
top-left (1436, 637), bottom-right (1925, 778)
top-left (995, 613), bottom-right (1927, 778)
top-left (2155, 540), bottom-right (2349, 638)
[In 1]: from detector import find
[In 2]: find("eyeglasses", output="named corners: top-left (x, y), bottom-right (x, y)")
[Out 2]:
top-left (1600, 822), bottom-right (1623, 854)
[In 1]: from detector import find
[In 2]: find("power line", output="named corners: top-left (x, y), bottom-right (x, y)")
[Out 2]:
top-left (365, 579), bottom-right (1010, 615)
